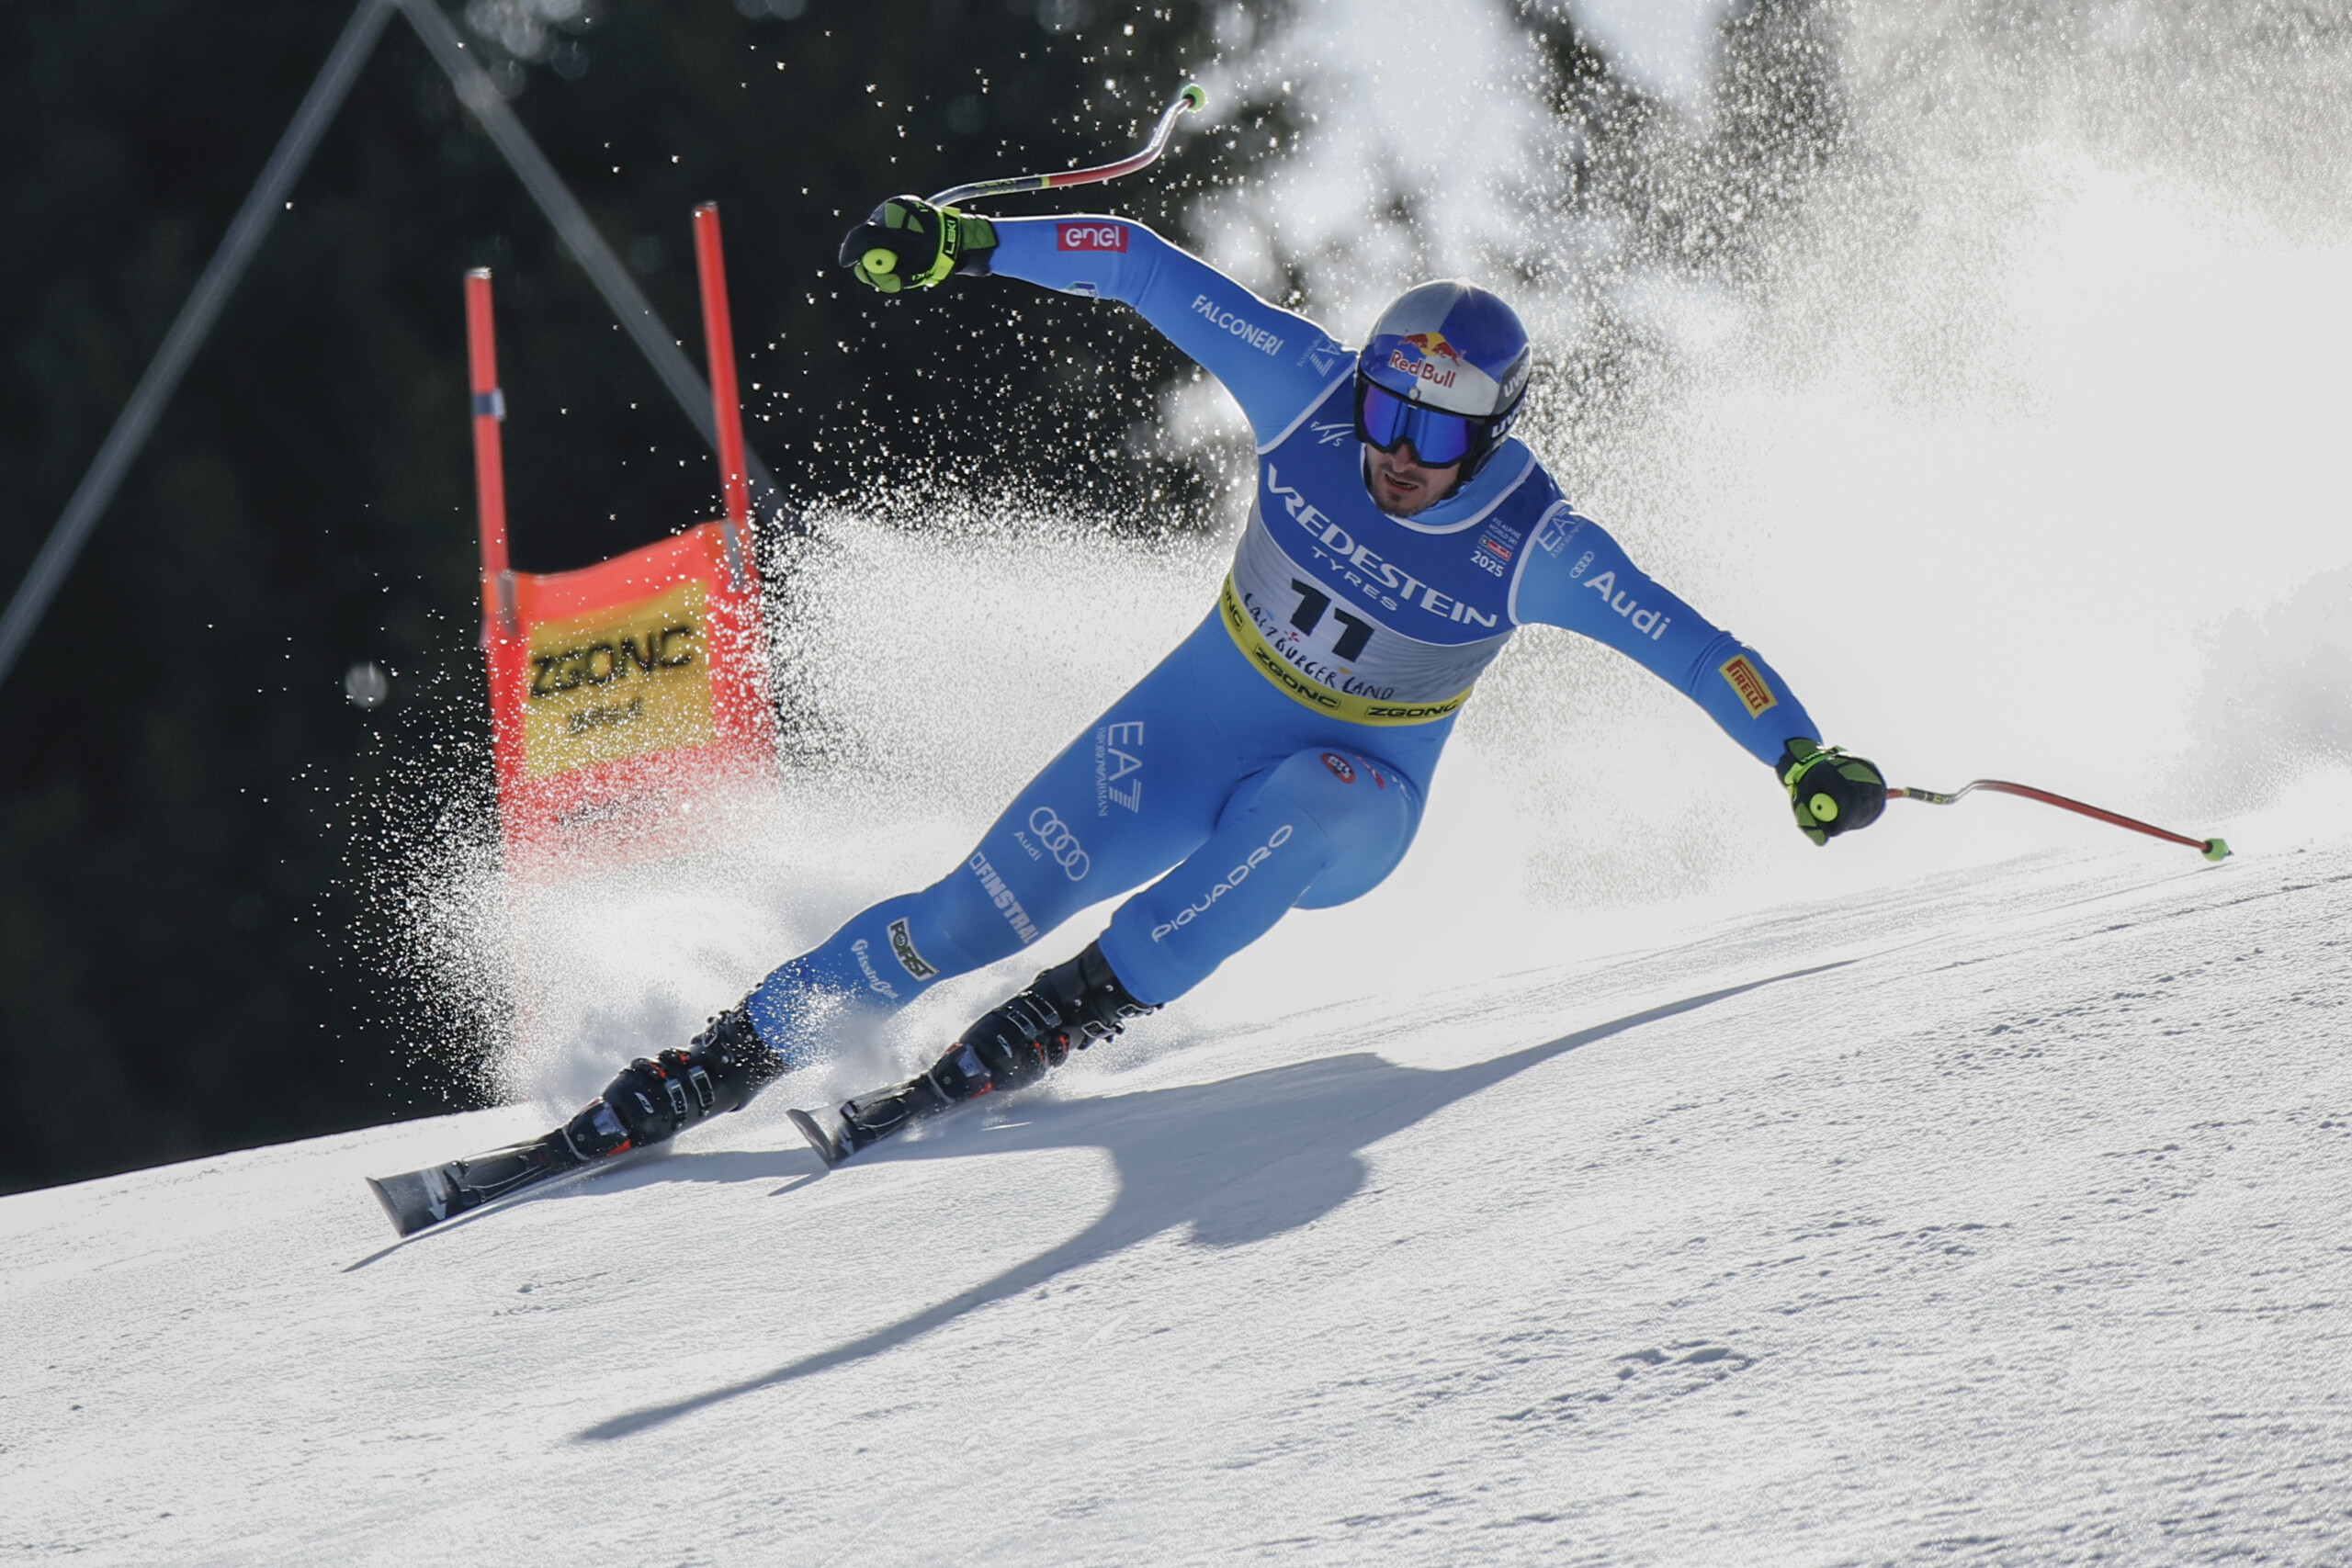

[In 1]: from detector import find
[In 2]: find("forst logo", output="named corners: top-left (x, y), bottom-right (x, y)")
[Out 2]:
top-left (1387, 330), bottom-right (1461, 389)
top-left (887, 917), bottom-right (936, 981)
top-left (1057, 222), bottom-right (1128, 252)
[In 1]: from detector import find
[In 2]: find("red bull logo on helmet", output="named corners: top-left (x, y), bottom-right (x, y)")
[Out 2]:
top-left (1403, 332), bottom-right (1464, 366)
top-left (1387, 331), bottom-right (1462, 389)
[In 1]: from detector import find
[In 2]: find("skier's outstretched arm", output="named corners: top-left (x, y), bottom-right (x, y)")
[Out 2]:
top-left (1509, 502), bottom-right (1886, 842)
top-left (1509, 502), bottom-right (1817, 763)
top-left (841, 197), bottom-right (1339, 441)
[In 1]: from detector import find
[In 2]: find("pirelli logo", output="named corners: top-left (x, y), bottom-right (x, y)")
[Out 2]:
top-left (1719, 654), bottom-right (1778, 718)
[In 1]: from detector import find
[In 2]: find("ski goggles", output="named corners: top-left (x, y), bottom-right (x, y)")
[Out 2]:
top-left (1353, 376), bottom-right (1487, 468)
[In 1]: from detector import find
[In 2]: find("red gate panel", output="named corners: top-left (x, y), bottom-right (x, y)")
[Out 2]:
top-left (482, 518), bottom-right (772, 860)
top-left (465, 203), bottom-right (775, 873)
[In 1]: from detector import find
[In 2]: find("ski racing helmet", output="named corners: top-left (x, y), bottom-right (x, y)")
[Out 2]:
top-left (1353, 281), bottom-right (1532, 478)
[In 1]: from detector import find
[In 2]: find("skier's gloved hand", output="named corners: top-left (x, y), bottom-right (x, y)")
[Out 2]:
top-left (1780, 739), bottom-right (1886, 846)
top-left (839, 195), bottom-right (996, 293)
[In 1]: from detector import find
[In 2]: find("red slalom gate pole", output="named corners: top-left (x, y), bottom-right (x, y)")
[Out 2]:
top-left (464, 268), bottom-right (517, 637)
top-left (1888, 779), bottom-right (2231, 862)
top-left (691, 203), bottom-right (752, 544)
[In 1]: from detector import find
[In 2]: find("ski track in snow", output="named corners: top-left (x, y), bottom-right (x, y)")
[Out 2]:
top-left (6, 842), bottom-right (2352, 1565)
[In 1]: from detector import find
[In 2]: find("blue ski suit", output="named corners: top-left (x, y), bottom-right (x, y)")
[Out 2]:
top-left (746, 218), bottom-right (1821, 1060)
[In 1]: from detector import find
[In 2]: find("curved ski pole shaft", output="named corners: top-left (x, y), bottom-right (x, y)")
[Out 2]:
top-left (927, 83), bottom-right (1205, 207)
top-left (1888, 778), bottom-right (2230, 861)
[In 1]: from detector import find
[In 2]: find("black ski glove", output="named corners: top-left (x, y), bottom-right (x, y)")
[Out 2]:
top-left (840, 195), bottom-right (997, 293)
top-left (1779, 739), bottom-right (1886, 846)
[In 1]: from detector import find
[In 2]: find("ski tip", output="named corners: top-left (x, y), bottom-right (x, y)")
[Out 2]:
top-left (365, 1172), bottom-right (443, 1237)
top-left (2201, 837), bottom-right (2231, 863)
top-left (786, 1108), bottom-right (847, 1168)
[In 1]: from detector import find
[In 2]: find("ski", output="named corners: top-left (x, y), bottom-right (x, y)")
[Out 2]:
top-left (367, 1128), bottom-right (600, 1236)
top-left (785, 1107), bottom-right (849, 1168)
top-left (366, 1011), bottom-right (790, 1236)
top-left (786, 1074), bottom-right (953, 1168)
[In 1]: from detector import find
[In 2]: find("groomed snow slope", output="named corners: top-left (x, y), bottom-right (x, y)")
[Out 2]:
top-left (7, 837), bottom-right (2351, 1565)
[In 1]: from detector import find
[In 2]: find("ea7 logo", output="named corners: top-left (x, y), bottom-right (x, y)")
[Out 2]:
top-left (1057, 222), bottom-right (1127, 251)
top-left (1096, 720), bottom-right (1144, 813)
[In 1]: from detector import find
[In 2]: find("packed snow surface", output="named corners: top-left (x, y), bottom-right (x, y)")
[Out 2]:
top-left (8, 833), bottom-right (2351, 1564)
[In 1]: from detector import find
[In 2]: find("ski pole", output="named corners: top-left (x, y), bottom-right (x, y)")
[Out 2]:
top-left (926, 83), bottom-right (1207, 207)
top-left (1886, 778), bottom-right (2230, 862)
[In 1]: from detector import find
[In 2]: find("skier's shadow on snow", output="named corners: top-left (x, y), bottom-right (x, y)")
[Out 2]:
top-left (576, 963), bottom-right (1842, 1443)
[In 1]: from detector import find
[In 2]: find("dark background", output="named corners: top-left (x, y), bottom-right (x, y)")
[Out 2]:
top-left (0, 0), bottom-right (1257, 1193)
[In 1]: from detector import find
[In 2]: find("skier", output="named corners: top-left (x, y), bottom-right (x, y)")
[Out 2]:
top-left (559, 197), bottom-right (1888, 1169)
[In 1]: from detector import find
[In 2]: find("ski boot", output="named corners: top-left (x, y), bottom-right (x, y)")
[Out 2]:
top-left (560, 1002), bottom-right (789, 1161)
top-left (368, 1003), bottom-right (790, 1235)
top-left (788, 941), bottom-right (1155, 1167)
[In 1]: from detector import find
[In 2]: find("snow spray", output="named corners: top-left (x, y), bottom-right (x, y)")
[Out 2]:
top-left (1189, 0), bottom-right (2352, 887)
top-left (384, 1), bottom-right (2352, 1102)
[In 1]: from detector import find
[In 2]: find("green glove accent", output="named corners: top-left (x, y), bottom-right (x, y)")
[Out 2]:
top-left (839, 196), bottom-right (997, 294)
top-left (1779, 739), bottom-right (1888, 847)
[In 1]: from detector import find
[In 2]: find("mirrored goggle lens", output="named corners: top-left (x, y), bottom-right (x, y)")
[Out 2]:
top-left (1356, 380), bottom-right (1479, 466)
